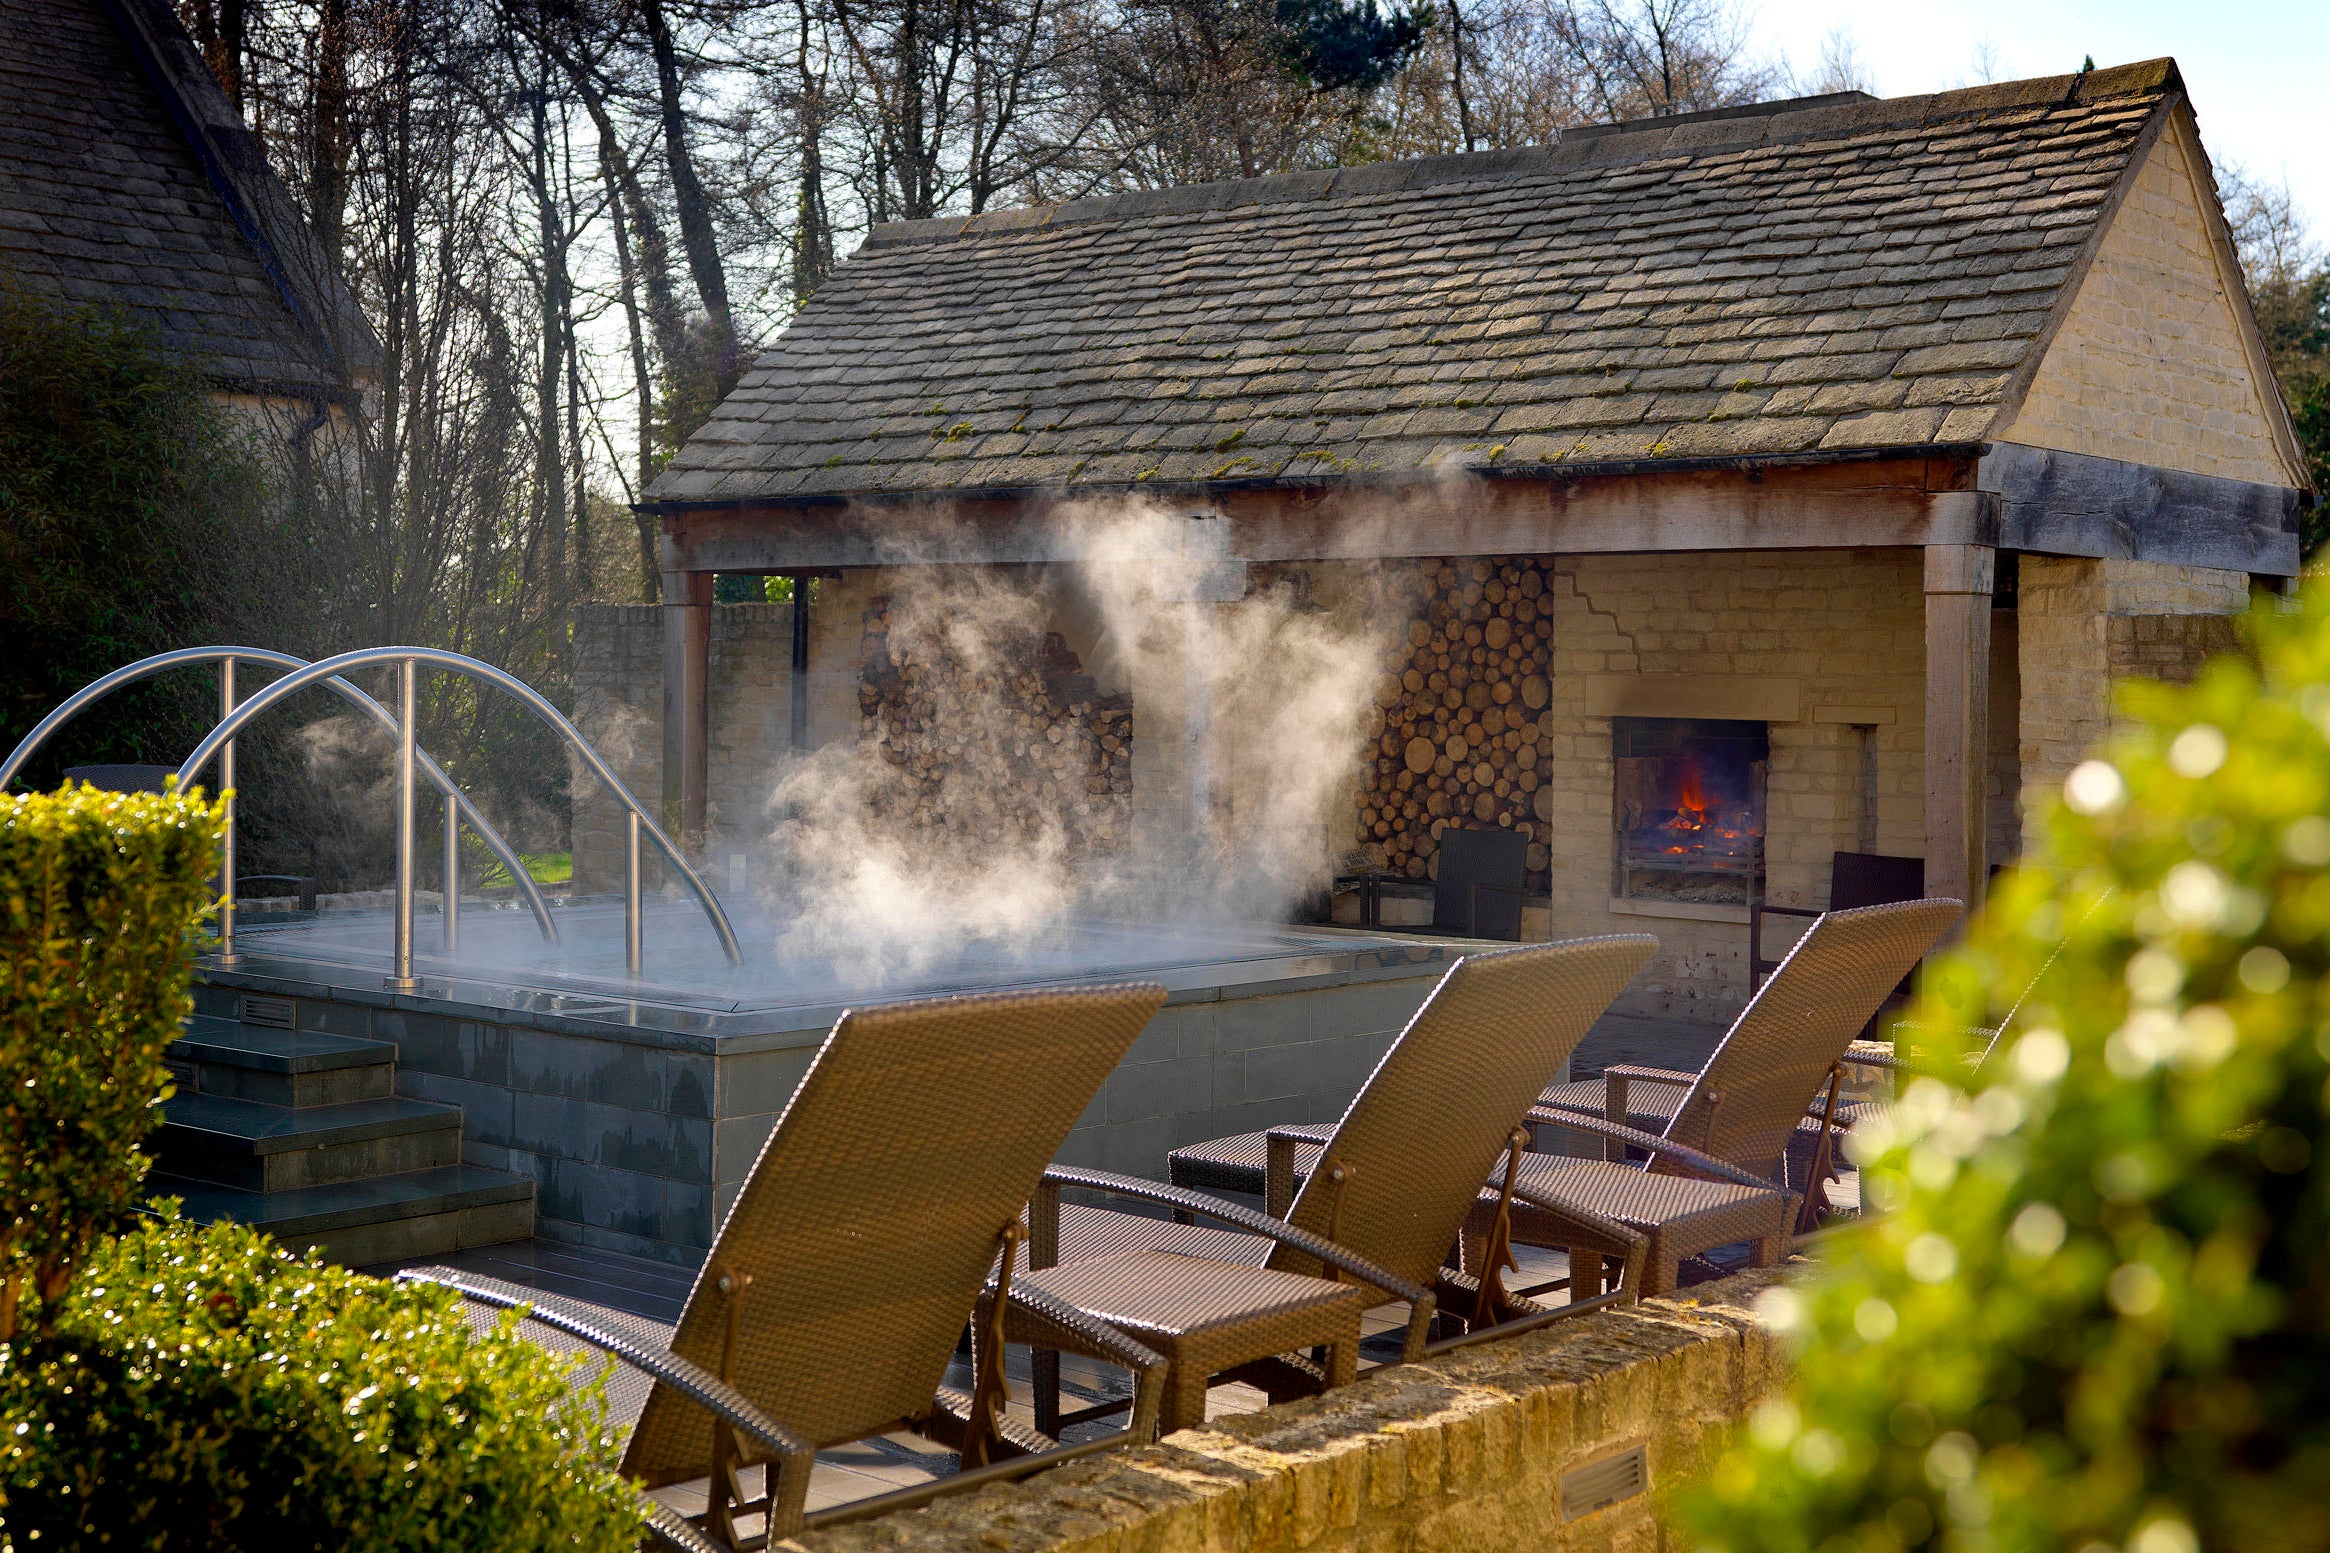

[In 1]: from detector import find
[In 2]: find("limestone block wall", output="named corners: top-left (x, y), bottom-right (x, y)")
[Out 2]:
top-left (785, 1269), bottom-right (1786, 1553)
top-left (2004, 119), bottom-right (2294, 487)
top-left (2108, 612), bottom-right (2243, 685)
top-left (1544, 551), bottom-right (1929, 1022)
top-left (2017, 558), bottom-right (2249, 829)
top-left (570, 576), bottom-right (879, 894)
top-left (570, 605), bottom-right (663, 895)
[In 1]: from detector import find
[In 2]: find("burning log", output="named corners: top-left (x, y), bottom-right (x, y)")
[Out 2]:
top-left (1361, 558), bottom-right (1557, 893)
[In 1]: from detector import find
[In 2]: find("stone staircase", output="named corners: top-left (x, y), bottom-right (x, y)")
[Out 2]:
top-left (150, 1012), bottom-right (534, 1264)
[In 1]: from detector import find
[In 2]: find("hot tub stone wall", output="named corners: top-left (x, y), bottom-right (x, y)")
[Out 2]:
top-left (782, 1269), bottom-right (1787, 1553)
top-left (193, 951), bottom-right (1447, 1266)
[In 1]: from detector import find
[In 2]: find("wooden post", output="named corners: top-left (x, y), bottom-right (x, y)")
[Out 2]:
top-left (1923, 545), bottom-right (1994, 914)
top-left (662, 569), bottom-right (713, 853)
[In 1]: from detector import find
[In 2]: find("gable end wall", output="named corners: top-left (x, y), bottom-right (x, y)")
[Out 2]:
top-left (2004, 118), bottom-right (2294, 488)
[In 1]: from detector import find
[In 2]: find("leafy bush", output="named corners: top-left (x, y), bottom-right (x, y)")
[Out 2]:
top-left (1681, 586), bottom-right (2330, 1553)
top-left (0, 784), bottom-right (223, 1336)
top-left (0, 275), bottom-right (274, 776)
top-left (0, 1214), bottom-right (644, 1551)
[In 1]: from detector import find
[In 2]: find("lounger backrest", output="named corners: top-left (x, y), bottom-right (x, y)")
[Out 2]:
top-left (1269, 934), bottom-right (1657, 1293)
top-left (622, 982), bottom-right (1166, 1485)
top-left (1663, 899), bottom-right (1960, 1182)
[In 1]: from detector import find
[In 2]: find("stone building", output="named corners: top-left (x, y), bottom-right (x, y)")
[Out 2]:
top-left (0, 0), bottom-right (377, 435)
top-left (599, 59), bottom-right (2311, 1021)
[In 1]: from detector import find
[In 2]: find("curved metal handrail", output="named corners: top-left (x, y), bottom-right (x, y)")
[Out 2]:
top-left (0, 647), bottom-right (557, 946)
top-left (177, 646), bottom-right (743, 970)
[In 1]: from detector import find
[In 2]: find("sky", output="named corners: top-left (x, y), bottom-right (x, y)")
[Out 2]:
top-left (1753, 0), bottom-right (2330, 241)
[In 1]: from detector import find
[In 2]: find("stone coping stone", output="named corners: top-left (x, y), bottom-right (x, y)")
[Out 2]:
top-left (193, 932), bottom-right (1467, 1055)
top-left (783, 1269), bottom-right (1788, 1552)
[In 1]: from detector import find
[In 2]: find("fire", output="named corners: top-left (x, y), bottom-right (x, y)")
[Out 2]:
top-left (1672, 760), bottom-right (1707, 830)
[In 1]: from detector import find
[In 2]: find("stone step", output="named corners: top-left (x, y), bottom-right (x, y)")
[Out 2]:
top-left (156, 1093), bottom-right (463, 1193)
top-left (171, 1016), bottom-right (398, 1107)
top-left (152, 1166), bottom-right (536, 1266)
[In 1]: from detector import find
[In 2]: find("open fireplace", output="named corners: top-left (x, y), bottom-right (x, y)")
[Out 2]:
top-left (1613, 717), bottom-right (1768, 904)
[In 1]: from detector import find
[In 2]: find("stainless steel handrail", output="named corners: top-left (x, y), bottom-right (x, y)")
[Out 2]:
top-left (0, 647), bottom-right (557, 950)
top-left (175, 646), bottom-right (743, 981)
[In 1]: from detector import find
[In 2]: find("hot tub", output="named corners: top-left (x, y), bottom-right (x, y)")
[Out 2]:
top-left (195, 902), bottom-right (1466, 1264)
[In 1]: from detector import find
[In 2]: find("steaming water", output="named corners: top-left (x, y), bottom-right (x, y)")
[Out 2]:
top-left (228, 898), bottom-right (1411, 1015)
top-left (264, 500), bottom-right (1424, 1016)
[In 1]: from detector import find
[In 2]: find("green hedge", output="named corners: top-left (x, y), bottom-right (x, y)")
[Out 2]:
top-left (1, 783), bottom-right (223, 1336)
top-left (0, 1214), bottom-right (643, 1551)
top-left (1681, 586), bottom-right (2330, 1553)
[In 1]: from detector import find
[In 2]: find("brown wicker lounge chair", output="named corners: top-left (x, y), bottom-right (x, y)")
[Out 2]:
top-left (996, 934), bottom-right (1661, 1438)
top-left (1504, 898), bottom-right (1962, 1293)
top-left (402, 984), bottom-right (1171, 1553)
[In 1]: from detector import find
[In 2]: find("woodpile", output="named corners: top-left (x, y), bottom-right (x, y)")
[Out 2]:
top-left (856, 597), bottom-right (1132, 852)
top-left (1358, 558), bottom-right (1556, 893)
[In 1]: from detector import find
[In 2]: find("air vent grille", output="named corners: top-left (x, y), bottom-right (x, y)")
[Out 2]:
top-left (242, 995), bottom-right (296, 1030)
top-left (1561, 1444), bottom-right (1647, 1520)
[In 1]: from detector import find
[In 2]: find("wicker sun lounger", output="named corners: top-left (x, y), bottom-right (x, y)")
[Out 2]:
top-left (1554, 891), bottom-right (2079, 1214)
top-left (1503, 898), bottom-right (1962, 1294)
top-left (994, 934), bottom-right (1661, 1438)
top-left (402, 984), bottom-right (1170, 1553)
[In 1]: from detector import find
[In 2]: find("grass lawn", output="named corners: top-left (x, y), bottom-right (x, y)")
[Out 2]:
top-left (474, 849), bottom-right (572, 888)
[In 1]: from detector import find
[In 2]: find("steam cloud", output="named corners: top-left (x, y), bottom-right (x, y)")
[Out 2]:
top-left (747, 498), bottom-right (1402, 983)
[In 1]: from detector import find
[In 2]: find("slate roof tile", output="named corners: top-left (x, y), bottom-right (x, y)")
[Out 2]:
top-left (2, 0), bottom-right (375, 394)
top-left (650, 61), bottom-right (2185, 503)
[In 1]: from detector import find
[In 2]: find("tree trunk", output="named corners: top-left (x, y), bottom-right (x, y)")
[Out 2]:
top-left (310, 0), bottom-right (351, 261)
top-left (791, 0), bottom-right (834, 304)
top-left (218, 0), bottom-right (247, 110)
top-left (639, 0), bottom-right (737, 394)
top-left (529, 75), bottom-right (567, 599)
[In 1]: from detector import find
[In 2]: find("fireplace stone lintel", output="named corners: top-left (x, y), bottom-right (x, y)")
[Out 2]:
top-left (1584, 674), bottom-right (1800, 723)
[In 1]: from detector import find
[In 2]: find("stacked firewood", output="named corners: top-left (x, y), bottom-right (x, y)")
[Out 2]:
top-left (1358, 559), bottom-right (1556, 891)
top-left (856, 598), bottom-right (1132, 851)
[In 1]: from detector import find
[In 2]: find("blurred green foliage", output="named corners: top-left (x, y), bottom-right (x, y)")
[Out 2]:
top-left (0, 783), bottom-right (223, 1337)
top-left (0, 278), bottom-right (271, 780)
top-left (1681, 583), bottom-right (2330, 1553)
top-left (0, 1214), bottom-right (643, 1551)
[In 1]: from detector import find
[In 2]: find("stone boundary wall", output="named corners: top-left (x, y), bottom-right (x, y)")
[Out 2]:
top-left (785, 1271), bottom-right (1785, 1553)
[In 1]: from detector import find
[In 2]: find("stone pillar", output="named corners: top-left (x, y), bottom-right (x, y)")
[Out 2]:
top-left (1923, 544), bottom-right (1994, 913)
top-left (661, 569), bottom-right (712, 852)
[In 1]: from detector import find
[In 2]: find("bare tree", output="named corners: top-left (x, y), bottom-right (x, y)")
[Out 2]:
top-left (1549, 0), bottom-right (1777, 120)
top-left (1793, 25), bottom-right (1872, 98)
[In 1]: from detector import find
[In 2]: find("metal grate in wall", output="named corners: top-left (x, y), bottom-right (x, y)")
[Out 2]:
top-left (1561, 1444), bottom-right (1647, 1520)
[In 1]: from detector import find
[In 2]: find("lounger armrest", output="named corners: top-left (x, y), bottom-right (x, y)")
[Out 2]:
top-left (1521, 1110), bottom-right (1789, 1194)
top-left (1501, 1181), bottom-right (1650, 1258)
top-left (1599, 1065), bottom-right (1697, 1089)
top-left (641, 1503), bottom-right (728, 1553)
top-left (1039, 1165), bottom-right (1433, 1307)
top-left (1837, 1050), bottom-right (1914, 1074)
top-left (1004, 1280), bottom-right (1168, 1379)
top-left (395, 1269), bottom-right (813, 1465)
top-left (1264, 1124), bottom-right (1335, 1145)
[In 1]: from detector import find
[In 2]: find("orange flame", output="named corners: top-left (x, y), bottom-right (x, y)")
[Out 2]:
top-left (1671, 760), bottom-right (1707, 830)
